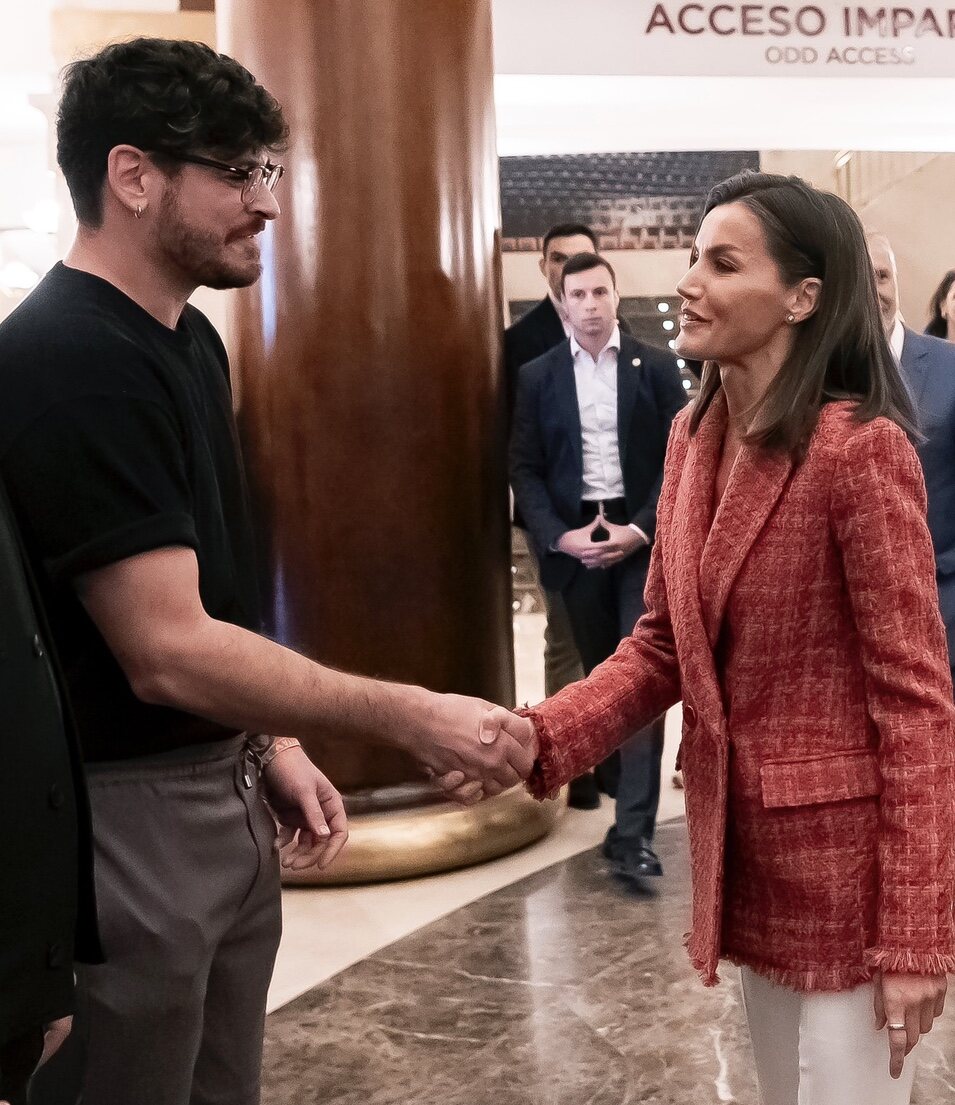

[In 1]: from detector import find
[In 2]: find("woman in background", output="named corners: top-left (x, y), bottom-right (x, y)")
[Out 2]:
top-left (926, 269), bottom-right (955, 340)
top-left (496, 172), bottom-right (955, 1105)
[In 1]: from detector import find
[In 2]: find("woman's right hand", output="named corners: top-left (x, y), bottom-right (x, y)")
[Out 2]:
top-left (874, 969), bottom-right (947, 1078)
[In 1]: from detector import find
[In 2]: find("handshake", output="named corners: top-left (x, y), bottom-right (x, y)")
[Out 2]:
top-left (264, 689), bottom-right (541, 875)
top-left (412, 693), bottom-right (540, 806)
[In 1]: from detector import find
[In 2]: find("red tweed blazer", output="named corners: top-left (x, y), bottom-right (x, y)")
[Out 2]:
top-left (526, 395), bottom-right (955, 991)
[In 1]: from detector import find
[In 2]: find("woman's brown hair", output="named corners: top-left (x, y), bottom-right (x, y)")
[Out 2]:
top-left (688, 171), bottom-right (918, 455)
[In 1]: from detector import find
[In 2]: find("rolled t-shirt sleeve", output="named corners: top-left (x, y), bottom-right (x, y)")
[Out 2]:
top-left (4, 394), bottom-right (198, 584)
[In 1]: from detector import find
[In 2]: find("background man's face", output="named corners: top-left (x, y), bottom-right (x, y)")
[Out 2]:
top-left (867, 236), bottom-right (900, 336)
top-left (561, 264), bottom-right (619, 342)
top-left (540, 234), bottom-right (596, 300)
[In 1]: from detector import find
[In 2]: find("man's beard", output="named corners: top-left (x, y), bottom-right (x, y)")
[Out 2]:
top-left (155, 191), bottom-right (262, 291)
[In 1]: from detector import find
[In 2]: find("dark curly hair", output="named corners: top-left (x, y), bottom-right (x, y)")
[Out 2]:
top-left (688, 171), bottom-right (917, 456)
top-left (57, 37), bottom-right (289, 227)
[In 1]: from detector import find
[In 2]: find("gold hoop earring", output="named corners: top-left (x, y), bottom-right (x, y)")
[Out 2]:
top-left (134, 204), bottom-right (143, 220)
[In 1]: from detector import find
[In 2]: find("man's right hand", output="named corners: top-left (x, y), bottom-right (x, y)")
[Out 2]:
top-left (431, 706), bottom-right (539, 804)
top-left (405, 693), bottom-right (538, 803)
top-left (556, 523), bottom-right (601, 561)
top-left (38, 1017), bottom-right (72, 1068)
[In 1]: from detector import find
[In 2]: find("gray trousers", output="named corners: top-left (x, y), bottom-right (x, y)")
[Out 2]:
top-left (30, 735), bottom-right (282, 1105)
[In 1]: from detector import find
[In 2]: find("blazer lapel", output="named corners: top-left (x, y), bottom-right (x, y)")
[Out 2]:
top-left (673, 394), bottom-right (723, 591)
top-left (616, 339), bottom-right (642, 470)
top-left (663, 396), bottom-right (727, 724)
top-left (698, 421), bottom-right (793, 648)
top-left (552, 343), bottom-right (583, 474)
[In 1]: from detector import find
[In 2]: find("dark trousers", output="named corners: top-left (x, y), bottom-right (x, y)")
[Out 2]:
top-left (558, 501), bottom-right (665, 844)
top-left (0, 1028), bottom-right (44, 1105)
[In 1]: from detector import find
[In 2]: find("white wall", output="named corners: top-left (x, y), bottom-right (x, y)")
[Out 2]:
top-left (851, 154), bottom-right (955, 330)
top-left (494, 74), bottom-right (955, 156)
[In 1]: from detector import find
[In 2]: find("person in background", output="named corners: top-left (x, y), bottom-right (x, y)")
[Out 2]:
top-left (868, 235), bottom-right (955, 684)
top-left (505, 223), bottom-right (595, 805)
top-left (925, 268), bottom-right (955, 341)
top-left (505, 223), bottom-right (601, 410)
top-left (510, 251), bottom-right (685, 880)
top-left (506, 223), bottom-right (643, 808)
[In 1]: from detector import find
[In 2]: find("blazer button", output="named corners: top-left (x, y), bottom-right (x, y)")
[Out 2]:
top-left (48, 783), bottom-right (65, 810)
top-left (33, 634), bottom-right (44, 659)
top-left (683, 703), bottom-right (698, 726)
top-left (47, 942), bottom-right (65, 969)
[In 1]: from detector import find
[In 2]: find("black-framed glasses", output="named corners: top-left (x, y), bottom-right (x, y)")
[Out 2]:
top-left (159, 152), bottom-right (285, 205)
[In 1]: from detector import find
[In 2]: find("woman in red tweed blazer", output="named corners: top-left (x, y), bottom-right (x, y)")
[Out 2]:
top-left (492, 174), bottom-right (955, 1104)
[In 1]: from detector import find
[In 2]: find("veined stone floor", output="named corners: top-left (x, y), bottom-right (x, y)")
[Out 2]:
top-left (262, 820), bottom-right (955, 1104)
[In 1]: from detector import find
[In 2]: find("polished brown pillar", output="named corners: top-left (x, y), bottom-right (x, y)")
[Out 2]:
top-left (219, 0), bottom-right (559, 880)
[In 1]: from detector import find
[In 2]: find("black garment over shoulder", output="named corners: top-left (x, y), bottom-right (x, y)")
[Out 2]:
top-left (0, 263), bottom-right (262, 761)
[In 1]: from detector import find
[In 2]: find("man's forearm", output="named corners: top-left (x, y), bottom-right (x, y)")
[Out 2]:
top-left (74, 546), bottom-right (525, 790)
top-left (136, 615), bottom-right (429, 749)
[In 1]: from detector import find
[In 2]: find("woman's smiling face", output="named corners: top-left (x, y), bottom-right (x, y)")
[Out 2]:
top-left (675, 201), bottom-right (796, 365)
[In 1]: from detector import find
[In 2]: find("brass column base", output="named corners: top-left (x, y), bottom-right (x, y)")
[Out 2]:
top-left (281, 787), bottom-right (565, 886)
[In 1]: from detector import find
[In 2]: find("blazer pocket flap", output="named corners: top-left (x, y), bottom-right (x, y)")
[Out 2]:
top-left (760, 751), bottom-right (882, 809)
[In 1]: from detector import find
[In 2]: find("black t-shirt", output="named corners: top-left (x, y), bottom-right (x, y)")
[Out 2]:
top-left (0, 263), bottom-right (262, 761)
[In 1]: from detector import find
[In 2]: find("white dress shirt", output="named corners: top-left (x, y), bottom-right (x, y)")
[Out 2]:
top-left (567, 325), bottom-right (649, 546)
top-left (571, 325), bottom-right (625, 500)
top-left (890, 317), bottom-right (905, 363)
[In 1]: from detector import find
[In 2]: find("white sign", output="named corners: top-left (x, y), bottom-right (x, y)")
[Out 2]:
top-left (493, 0), bottom-right (955, 76)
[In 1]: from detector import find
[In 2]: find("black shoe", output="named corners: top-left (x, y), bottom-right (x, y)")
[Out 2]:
top-left (611, 841), bottom-right (664, 881)
top-left (567, 773), bottom-right (601, 810)
top-left (600, 825), bottom-right (620, 862)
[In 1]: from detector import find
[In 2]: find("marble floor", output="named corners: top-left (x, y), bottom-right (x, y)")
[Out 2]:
top-left (263, 611), bottom-right (955, 1101)
top-left (263, 819), bottom-right (955, 1104)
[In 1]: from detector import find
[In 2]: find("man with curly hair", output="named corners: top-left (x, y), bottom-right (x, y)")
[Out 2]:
top-left (0, 38), bottom-right (533, 1105)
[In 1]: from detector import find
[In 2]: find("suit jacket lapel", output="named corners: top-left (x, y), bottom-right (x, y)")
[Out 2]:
top-left (539, 296), bottom-right (566, 348)
top-left (901, 328), bottom-right (931, 408)
top-left (616, 339), bottom-right (643, 470)
top-left (552, 343), bottom-right (583, 474)
top-left (698, 416), bottom-right (793, 648)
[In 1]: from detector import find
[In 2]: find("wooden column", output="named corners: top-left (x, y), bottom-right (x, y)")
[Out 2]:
top-left (219, 0), bottom-right (559, 880)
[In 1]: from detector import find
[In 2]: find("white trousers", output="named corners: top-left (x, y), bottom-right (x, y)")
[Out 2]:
top-left (740, 966), bottom-right (919, 1105)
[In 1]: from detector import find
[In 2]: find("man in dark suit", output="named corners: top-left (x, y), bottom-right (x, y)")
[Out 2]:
top-left (0, 479), bottom-right (101, 1105)
top-left (505, 224), bottom-right (598, 805)
top-left (870, 234), bottom-right (955, 678)
top-left (510, 252), bottom-right (687, 878)
top-left (504, 223), bottom-right (599, 413)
